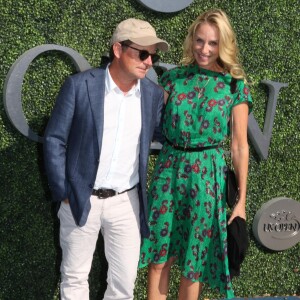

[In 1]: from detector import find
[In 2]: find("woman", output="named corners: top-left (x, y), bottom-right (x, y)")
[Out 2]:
top-left (139, 9), bottom-right (253, 300)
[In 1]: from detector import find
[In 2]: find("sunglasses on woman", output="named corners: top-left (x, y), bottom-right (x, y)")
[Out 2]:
top-left (121, 43), bottom-right (160, 64)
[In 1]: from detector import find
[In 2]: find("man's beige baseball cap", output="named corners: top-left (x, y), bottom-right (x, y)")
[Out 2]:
top-left (111, 18), bottom-right (170, 52)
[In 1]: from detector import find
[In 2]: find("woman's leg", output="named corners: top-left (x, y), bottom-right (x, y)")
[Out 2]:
top-left (147, 257), bottom-right (176, 300)
top-left (178, 276), bottom-right (203, 300)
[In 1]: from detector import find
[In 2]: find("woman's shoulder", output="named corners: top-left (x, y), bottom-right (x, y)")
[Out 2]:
top-left (162, 65), bottom-right (189, 76)
top-left (160, 64), bottom-right (197, 81)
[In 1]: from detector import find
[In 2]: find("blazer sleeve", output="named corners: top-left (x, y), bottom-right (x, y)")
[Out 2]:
top-left (43, 76), bottom-right (76, 201)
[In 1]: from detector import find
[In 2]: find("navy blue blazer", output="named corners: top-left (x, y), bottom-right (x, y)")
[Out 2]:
top-left (43, 66), bottom-right (164, 238)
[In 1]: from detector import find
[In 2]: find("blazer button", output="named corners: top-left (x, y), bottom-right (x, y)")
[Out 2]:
top-left (89, 184), bottom-right (93, 188)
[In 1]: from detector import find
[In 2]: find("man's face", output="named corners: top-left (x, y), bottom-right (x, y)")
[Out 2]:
top-left (118, 42), bottom-right (157, 80)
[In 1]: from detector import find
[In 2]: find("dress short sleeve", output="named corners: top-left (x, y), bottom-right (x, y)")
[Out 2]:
top-left (158, 68), bottom-right (177, 95)
top-left (232, 79), bottom-right (253, 114)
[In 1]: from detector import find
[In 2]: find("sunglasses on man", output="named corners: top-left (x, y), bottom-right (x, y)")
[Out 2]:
top-left (121, 43), bottom-right (160, 64)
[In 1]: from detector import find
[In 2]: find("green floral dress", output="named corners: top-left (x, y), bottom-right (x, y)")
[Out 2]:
top-left (139, 64), bottom-right (253, 298)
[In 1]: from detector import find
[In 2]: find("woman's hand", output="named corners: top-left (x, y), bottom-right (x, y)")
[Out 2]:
top-left (227, 199), bottom-right (246, 224)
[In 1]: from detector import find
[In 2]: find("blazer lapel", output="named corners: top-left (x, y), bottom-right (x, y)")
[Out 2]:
top-left (87, 68), bottom-right (106, 151)
top-left (86, 72), bottom-right (153, 159)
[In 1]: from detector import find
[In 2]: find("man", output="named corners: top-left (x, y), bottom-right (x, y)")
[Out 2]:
top-left (43, 18), bottom-right (169, 300)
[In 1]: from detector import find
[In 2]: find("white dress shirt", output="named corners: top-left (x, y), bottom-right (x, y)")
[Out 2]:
top-left (93, 65), bottom-right (142, 192)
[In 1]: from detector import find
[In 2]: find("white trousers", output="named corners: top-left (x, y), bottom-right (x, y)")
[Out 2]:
top-left (58, 188), bottom-right (141, 300)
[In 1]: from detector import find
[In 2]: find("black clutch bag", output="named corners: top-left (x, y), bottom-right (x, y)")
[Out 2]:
top-left (227, 216), bottom-right (249, 277)
top-left (226, 168), bottom-right (238, 208)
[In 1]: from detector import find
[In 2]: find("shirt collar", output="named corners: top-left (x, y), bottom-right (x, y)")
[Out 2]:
top-left (105, 64), bottom-right (141, 96)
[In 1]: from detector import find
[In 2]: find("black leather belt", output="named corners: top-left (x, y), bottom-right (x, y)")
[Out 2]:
top-left (165, 138), bottom-right (219, 152)
top-left (92, 186), bottom-right (135, 199)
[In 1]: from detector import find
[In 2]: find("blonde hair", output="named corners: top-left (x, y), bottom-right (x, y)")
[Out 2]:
top-left (182, 9), bottom-right (246, 80)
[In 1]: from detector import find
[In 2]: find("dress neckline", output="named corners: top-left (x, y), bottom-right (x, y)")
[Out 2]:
top-left (190, 64), bottom-right (228, 77)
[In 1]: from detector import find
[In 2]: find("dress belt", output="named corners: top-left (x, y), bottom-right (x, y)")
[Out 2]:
top-left (165, 137), bottom-right (219, 152)
top-left (92, 186), bottom-right (135, 199)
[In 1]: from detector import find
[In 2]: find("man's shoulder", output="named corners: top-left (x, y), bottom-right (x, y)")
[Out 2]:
top-left (141, 77), bottom-right (164, 99)
top-left (69, 66), bottom-right (105, 82)
top-left (141, 76), bottom-right (161, 90)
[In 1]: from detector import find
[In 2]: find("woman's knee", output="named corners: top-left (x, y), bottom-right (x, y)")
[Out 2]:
top-left (149, 257), bottom-right (176, 272)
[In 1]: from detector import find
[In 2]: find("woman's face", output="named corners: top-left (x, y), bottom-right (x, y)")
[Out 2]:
top-left (192, 22), bottom-right (220, 71)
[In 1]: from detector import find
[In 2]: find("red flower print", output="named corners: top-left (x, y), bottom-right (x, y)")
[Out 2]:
top-left (177, 93), bottom-right (187, 101)
top-left (243, 87), bottom-right (249, 95)
top-left (192, 163), bottom-right (200, 173)
top-left (159, 249), bottom-right (167, 257)
top-left (208, 99), bottom-right (217, 107)
top-left (164, 160), bottom-right (172, 168)
top-left (159, 205), bottom-right (168, 214)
